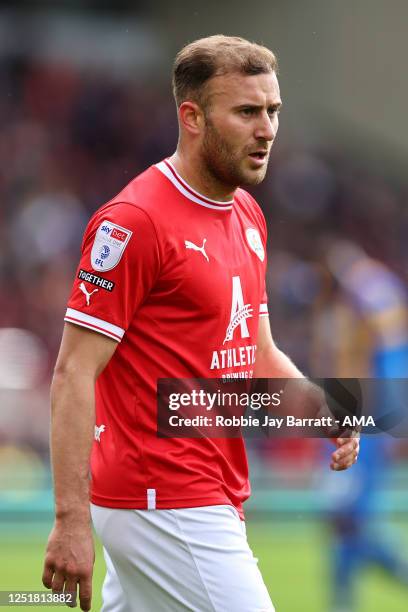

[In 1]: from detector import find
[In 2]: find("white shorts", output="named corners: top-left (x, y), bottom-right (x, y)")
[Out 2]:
top-left (91, 503), bottom-right (275, 612)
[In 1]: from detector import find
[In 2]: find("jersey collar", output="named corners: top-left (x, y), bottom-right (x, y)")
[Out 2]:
top-left (155, 159), bottom-right (234, 211)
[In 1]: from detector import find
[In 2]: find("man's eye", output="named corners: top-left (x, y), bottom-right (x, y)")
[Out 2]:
top-left (268, 108), bottom-right (280, 116)
top-left (241, 108), bottom-right (254, 116)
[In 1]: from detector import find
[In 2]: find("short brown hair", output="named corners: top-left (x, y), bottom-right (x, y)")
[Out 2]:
top-left (172, 35), bottom-right (278, 108)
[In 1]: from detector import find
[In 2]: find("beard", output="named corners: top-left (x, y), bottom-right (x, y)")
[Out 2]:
top-left (201, 116), bottom-right (268, 189)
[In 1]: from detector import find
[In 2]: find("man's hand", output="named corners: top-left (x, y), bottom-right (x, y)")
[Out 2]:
top-left (42, 517), bottom-right (95, 611)
top-left (330, 435), bottom-right (360, 471)
top-left (315, 389), bottom-right (361, 471)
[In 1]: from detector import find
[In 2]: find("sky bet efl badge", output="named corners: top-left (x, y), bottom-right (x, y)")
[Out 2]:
top-left (91, 220), bottom-right (132, 272)
top-left (245, 228), bottom-right (265, 262)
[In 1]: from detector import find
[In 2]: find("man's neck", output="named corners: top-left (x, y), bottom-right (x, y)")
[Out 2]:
top-left (168, 151), bottom-right (236, 202)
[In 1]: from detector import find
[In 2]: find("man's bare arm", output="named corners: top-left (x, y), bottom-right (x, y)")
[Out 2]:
top-left (253, 317), bottom-right (359, 471)
top-left (42, 323), bottom-right (117, 611)
top-left (253, 316), bottom-right (304, 379)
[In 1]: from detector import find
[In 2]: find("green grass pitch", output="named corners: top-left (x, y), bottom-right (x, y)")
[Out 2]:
top-left (1, 521), bottom-right (407, 611)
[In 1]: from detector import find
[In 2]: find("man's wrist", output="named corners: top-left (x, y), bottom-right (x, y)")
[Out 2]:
top-left (55, 504), bottom-right (91, 522)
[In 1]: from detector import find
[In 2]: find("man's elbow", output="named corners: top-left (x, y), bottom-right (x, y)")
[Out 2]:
top-left (52, 342), bottom-right (107, 381)
top-left (52, 357), bottom-right (83, 382)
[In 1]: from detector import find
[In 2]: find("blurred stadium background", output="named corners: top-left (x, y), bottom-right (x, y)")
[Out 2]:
top-left (1, 1), bottom-right (408, 610)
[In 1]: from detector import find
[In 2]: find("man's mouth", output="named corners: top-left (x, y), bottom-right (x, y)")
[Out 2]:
top-left (248, 150), bottom-right (268, 164)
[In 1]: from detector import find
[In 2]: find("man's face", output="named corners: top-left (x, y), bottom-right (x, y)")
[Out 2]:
top-left (200, 71), bottom-right (281, 188)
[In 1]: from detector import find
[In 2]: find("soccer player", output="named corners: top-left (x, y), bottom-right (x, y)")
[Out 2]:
top-left (42, 35), bottom-right (359, 611)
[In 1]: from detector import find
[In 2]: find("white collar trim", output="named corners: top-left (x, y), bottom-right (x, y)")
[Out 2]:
top-left (155, 159), bottom-right (234, 211)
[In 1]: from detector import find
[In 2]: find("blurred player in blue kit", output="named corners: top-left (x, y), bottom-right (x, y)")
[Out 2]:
top-left (314, 240), bottom-right (408, 612)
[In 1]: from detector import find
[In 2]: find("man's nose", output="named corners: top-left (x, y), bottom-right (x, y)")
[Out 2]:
top-left (254, 111), bottom-right (277, 142)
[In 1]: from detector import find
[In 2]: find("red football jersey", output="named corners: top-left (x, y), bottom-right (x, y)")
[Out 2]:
top-left (65, 159), bottom-right (269, 518)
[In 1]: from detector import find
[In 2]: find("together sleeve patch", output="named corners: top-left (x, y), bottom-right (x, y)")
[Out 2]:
top-left (77, 269), bottom-right (115, 291)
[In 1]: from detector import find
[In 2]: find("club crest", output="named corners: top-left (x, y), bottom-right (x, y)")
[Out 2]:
top-left (245, 228), bottom-right (265, 262)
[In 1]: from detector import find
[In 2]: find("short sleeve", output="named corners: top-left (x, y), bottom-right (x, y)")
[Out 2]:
top-left (259, 281), bottom-right (268, 317)
top-left (259, 212), bottom-right (268, 317)
top-left (65, 203), bottom-right (160, 341)
top-left (244, 191), bottom-right (269, 319)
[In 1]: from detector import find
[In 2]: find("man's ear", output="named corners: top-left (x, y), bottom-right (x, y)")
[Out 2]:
top-left (178, 101), bottom-right (205, 136)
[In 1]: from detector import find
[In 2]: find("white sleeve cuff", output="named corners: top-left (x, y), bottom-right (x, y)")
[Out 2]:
top-left (64, 308), bottom-right (124, 342)
top-left (259, 303), bottom-right (269, 317)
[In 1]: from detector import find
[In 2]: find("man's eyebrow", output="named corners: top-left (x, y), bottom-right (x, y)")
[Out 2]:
top-left (234, 102), bottom-right (283, 110)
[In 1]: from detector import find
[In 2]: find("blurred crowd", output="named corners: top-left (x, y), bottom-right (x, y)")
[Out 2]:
top-left (1, 56), bottom-right (408, 454)
top-left (1, 49), bottom-right (408, 612)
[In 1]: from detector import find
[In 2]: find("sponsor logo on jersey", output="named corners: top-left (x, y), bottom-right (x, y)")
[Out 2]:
top-left (223, 276), bottom-right (253, 344)
top-left (245, 228), bottom-right (265, 262)
top-left (78, 269), bottom-right (115, 291)
top-left (94, 424), bottom-right (106, 442)
top-left (91, 220), bottom-right (132, 272)
top-left (111, 228), bottom-right (127, 242)
top-left (210, 344), bottom-right (257, 370)
top-left (185, 238), bottom-right (209, 262)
